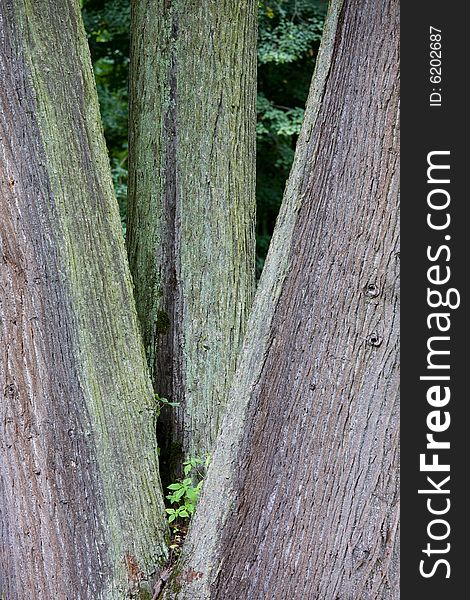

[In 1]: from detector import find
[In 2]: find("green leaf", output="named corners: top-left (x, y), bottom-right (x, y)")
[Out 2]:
top-left (185, 488), bottom-right (198, 503)
top-left (174, 488), bottom-right (185, 501)
top-left (179, 510), bottom-right (189, 518)
top-left (168, 483), bottom-right (182, 491)
top-left (168, 514), bottom-right (176, 523)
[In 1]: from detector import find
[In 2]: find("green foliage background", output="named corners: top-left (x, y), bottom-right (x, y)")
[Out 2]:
top-left (82, 0), bottom-right (327, 272)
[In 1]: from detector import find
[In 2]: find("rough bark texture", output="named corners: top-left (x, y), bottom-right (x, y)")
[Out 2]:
top-left (128, 0), bottom-right (256, 475)
top-left (0, 2), bottom-right (167, 598)
top-left (166, 0), bottom-right (400, 597)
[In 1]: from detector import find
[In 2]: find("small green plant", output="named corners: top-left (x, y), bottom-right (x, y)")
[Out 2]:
top-left (157, 395), bottom-right (180, 410)
top-left (165, 455), bottom-right (210, 524)
top-left (150, 394), bottom-right (180, 457)
top-left (151, 393), bottom-right (179, 420)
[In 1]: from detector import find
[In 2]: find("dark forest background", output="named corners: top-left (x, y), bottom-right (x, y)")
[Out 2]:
top-left (82, 0), bottom-right (327, 275)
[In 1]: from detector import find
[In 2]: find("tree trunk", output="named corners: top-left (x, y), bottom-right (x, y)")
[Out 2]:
top-left (127, 0), bottom-right (257, 476)
top-left (166, 0), bottom-right (399, 597)
top-left (0, 2), bottom-right (167, 598)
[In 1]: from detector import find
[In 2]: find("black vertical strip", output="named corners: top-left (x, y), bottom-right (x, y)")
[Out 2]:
top-left (401, 3), bottom-right (468, 597)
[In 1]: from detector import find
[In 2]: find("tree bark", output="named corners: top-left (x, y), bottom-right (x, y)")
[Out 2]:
top-left (127, 0), bottom-right (257, 475)
top-left (166, 0), bottom-right (399, 597)
top-left (0, 2), bottom-right (167, 598)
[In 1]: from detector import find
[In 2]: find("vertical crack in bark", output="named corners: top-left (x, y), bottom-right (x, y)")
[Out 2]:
top-left (155, 7), bottom-right (185, 485)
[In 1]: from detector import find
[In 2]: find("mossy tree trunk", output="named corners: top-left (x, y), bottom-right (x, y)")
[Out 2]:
top-left (0, 1), bottom-right (167, 598)
top-left (165, 0), bottom-right (400, 597)
top-left (127, 0), bottom-right (257, 477)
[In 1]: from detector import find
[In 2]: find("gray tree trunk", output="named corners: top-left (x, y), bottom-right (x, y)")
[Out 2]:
top-left (0, 2), bottom-right (167, 598)
top-left (165, 0), bottom-right (400, 597)
top-left (127, 0), bottom-right (257, 475)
